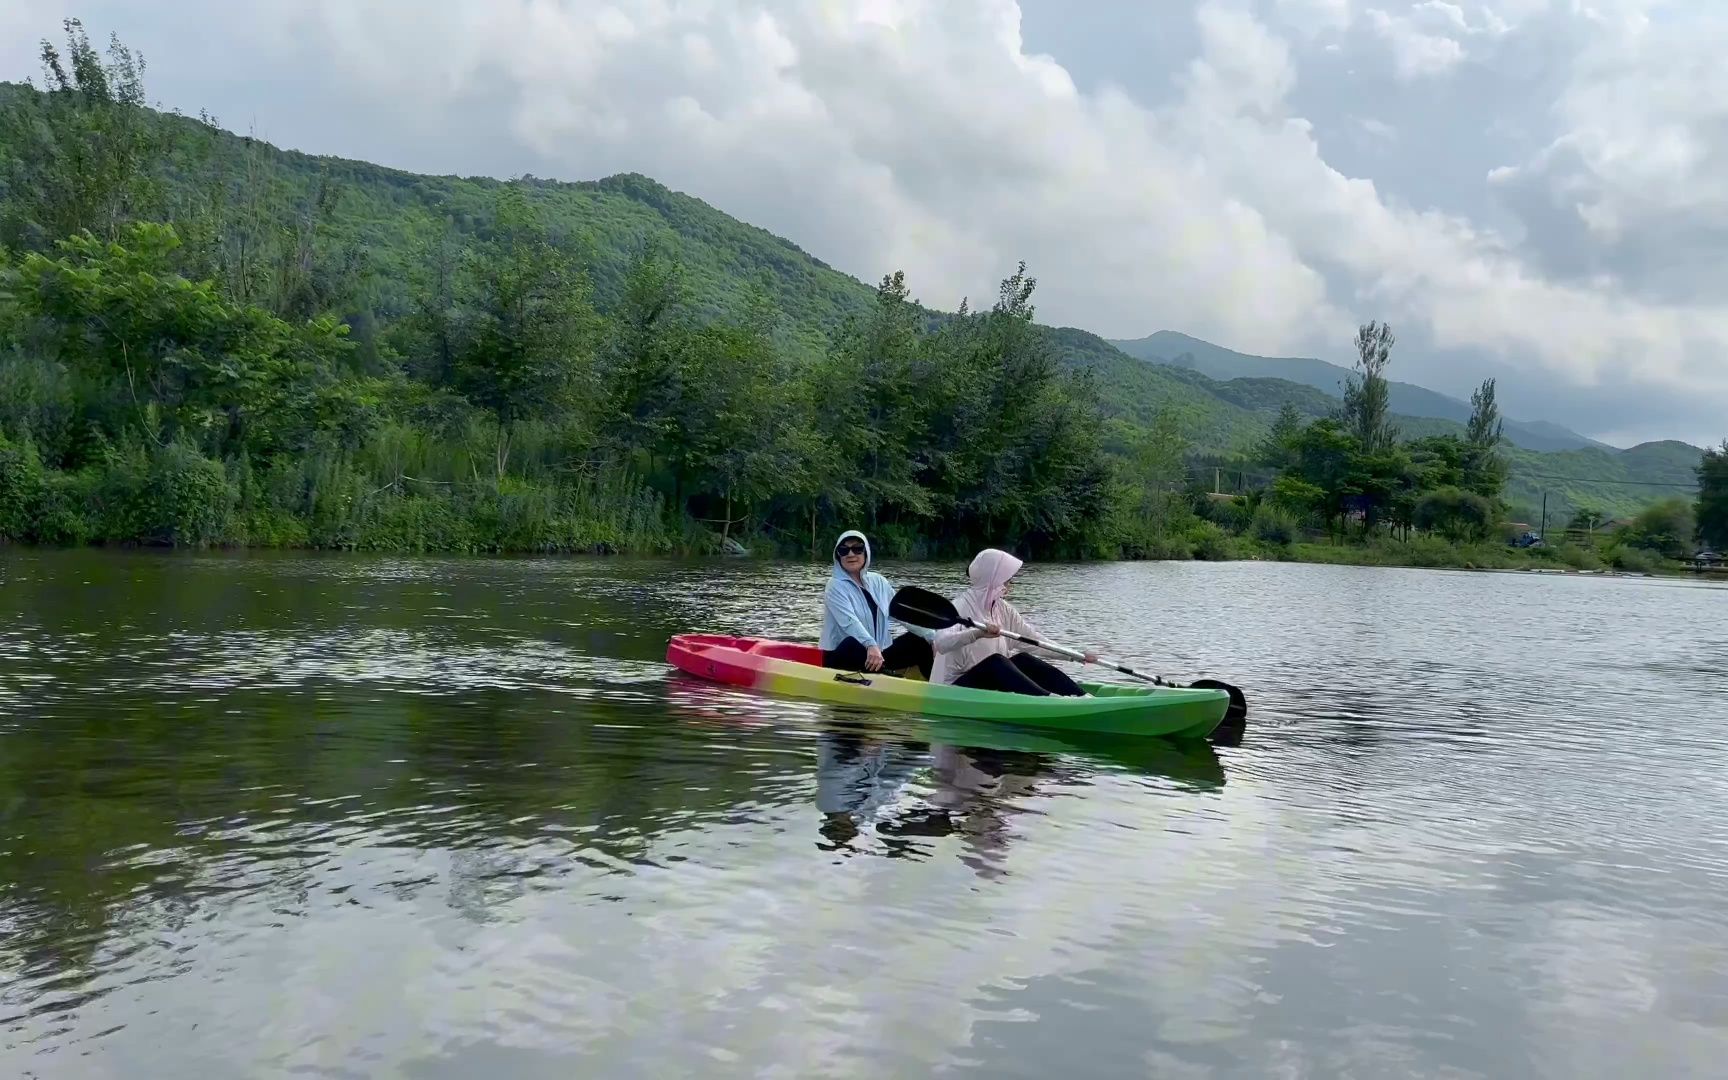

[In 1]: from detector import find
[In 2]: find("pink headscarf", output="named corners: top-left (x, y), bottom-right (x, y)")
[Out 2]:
top-left (963, 548), bottom-right (1023, 618)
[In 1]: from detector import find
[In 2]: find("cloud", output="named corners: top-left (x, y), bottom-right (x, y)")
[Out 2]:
top-left (250, 0), bottom-right (1343, 354)
top-left (1367, 5), bottom-right (1466, 79)
top-left (3, 0), bottom-right (1726, 444)
top-left (0, 1), bottom-right (74, 80)
top-left (1356, 116), bottom-right (1398, 141)
top-left (1487, 4), bottom-right (1728, 307)
top-left (1272, 0), bottom-right (1356, 35)
top-left (1359, 0), bottom-right (1522, 80)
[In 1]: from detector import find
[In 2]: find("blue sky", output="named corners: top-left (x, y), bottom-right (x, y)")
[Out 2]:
top-left (4, 1), bottom-right (1724, 447)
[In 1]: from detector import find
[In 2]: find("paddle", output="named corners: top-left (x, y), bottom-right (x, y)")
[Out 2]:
top-left (891, 585), bottom-right (1167, 684)
top-left (889, 584), bottom-right (1249, 743)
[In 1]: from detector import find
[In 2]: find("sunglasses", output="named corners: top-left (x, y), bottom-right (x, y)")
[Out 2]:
top-left (835, 542), bottom-right (866, 557)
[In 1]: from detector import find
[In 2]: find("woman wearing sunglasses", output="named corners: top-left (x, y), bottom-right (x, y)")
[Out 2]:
top-left (820, 530), bottom-right (935, 678)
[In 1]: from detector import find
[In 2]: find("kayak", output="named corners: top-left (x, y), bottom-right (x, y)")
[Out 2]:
top-left (665, 633), bottom-right (1230, 740)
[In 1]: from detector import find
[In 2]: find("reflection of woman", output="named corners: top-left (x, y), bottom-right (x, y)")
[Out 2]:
top-left (814, 730), bottom-right (923, 846)
top-left (928, 745), bottom-right (1040, 809)
top-left (869, 743), bottom-right (1048, 878)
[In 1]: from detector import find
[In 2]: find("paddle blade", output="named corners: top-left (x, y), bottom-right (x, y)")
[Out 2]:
top-left (889, 585), bottom-right (964, 631)
top-left (1190, 678), bottom-right (1248, 746)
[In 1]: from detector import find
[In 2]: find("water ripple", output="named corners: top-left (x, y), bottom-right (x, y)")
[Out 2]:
top-left (2, 551), bottom-right (1727, 1077)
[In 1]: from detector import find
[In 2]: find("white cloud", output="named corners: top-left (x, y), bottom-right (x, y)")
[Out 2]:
top-left (1357, 116), bottom-right (1399, 141)
top-left (1366, 5), bottom-right (1466, 79)
top-left (253, 0), bottom-right (1342, 353)
top-left (1272, 0), bottom-right (1355, 34)
top-left (1488, 5), bottom-right (1728, 305)
top-left (1357, 1), bottom-right (1531, 80)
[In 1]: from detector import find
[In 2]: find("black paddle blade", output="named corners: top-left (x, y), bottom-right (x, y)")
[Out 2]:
top-left (889, 585), bottom-right (965, 631)
top-left (1190, 678), bottom-right (1248, 746)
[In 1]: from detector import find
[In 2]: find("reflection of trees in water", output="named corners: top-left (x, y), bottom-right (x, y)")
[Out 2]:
top-left (1, 592), bottom-right (1228, 1037)
top-left (0, 683), bottom-right (799, 1024)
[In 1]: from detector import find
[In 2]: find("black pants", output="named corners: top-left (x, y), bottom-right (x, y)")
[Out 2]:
top-left (822, 634), bottom-right (934, 679)
top-left (954, 652), bottom-right (1084, 697)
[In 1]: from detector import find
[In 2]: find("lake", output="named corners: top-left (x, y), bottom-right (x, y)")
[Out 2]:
top-left (2, 549), bottom-right (1726, 1078)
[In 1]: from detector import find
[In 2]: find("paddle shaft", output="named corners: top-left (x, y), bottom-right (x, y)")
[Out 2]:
top-left (945, 613), bottom-right (1172, 687)
top-left (888, 585), bottom-right (1247, 741)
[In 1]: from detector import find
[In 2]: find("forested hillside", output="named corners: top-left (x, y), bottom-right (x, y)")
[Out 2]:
top-left (0, 34), bottom-right (1120, 558)
top-left (0, 23), bottom-right (1708, 557)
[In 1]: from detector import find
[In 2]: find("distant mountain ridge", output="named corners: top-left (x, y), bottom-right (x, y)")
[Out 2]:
top-left (1051, 326), bottom-right (1700, 521)
top-left (1109, 331), bottom-right (1613, 454)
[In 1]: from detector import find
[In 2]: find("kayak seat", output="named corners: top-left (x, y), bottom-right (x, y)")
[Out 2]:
top-left (745, 639), bottom-right (824, 665)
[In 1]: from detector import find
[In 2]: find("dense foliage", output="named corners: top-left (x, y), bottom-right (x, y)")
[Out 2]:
top-left (0, 215), bottom-right (1117, 555)
top-left (1698, 443), bottom-right (1728, 551)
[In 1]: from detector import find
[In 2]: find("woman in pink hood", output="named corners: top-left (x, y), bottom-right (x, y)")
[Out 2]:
top-left (928, 548), bottom-right (1096, 696)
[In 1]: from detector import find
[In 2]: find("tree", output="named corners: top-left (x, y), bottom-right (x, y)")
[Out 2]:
top-left (1463, 377), bottom-right (1508, 500)
top-left (1467, 377), bottom-right (1504, 447)
top-left (0, 20), bottom-right (165, 250)
top-left (675, 290), bottom-right (812, 543)
top-left (455, 185), bottom-right (601, 479)
top-left (1414, 486), bottom-right (1494, 542)
top-left (1569, 507), bottom-right (1608, 532)
top-left (8, 222), bottom-right (354, 461)
top-left (1350, 444), bottom-right (1413, 535)
top-left (1255, 402), bottom-right (1304, 470)
top-left (1622, 497), bottom-right (1696, 560)
top-left (1696, 441), bottom-right (1728, 549)
top-left (923, 262), bottom-right (1111, 552)
top-left (809, 269), bottom-right (933, 527)
top-left (1342, 320), bottom-right (1397, 454)
top-left (401, 222), bottom-right (467, 388)
top-left (262, 169), bottom-right (371, 323)
top-left (1285, 418), bottom-right (1361, 536)
top-left (597, 237), bottom-right (691, 462)
top-left (1121, 408), bottom-right (1188, 520)
top-left (1405, 434), bottom-right (1469, 491)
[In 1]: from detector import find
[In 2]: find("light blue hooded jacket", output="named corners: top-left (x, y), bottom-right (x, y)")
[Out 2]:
top-left (820, 530), bottom-right (934, 651)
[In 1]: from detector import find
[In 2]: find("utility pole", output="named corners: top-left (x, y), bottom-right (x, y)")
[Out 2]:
top-left (1540, 490), bottom-right (1548, 541)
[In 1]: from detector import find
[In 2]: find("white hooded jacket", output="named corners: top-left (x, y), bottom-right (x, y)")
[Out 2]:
top-left (928, 548), bottom-right (1064, 685)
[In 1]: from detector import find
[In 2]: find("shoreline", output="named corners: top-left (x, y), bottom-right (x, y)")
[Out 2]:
top-left (3, 537), bottom-right (1710, 580)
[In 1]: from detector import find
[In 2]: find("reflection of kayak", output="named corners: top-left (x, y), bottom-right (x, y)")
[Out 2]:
top-left (917, 716), bottom-right (1226, 789)
top-left (666, 634), bottom-right (1228, 740)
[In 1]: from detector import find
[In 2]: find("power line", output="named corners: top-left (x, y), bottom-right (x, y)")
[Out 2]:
top-left (1513, 473), bottom-right (1697, 488)
top-left (1176, 468), bottom-right (1695, 489)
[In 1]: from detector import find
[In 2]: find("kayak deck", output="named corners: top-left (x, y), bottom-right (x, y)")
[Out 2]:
top-left (666, 633), bottom-right (1228, 740)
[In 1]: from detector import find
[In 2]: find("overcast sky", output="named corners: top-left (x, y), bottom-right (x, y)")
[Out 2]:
top-left (4, 1), bottom-right (1725, 448)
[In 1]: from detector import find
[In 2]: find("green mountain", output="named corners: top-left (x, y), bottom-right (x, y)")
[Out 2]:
top-left (1110, 330), bottom-right (1611, 453)
top-left (1503, 440), bottom-right (1704, 525)
top-left (0, 77), bottom-right (1699, 529)
top-left (1053, 326), bottom-right (1699, 521)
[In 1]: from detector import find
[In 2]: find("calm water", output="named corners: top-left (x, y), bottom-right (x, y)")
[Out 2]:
top-left (2, 550), bottom-right (1726, 1078)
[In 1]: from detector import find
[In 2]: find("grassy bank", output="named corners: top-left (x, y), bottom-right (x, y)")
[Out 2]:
top-left (1278, 538), bottom-right (1677, 574)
